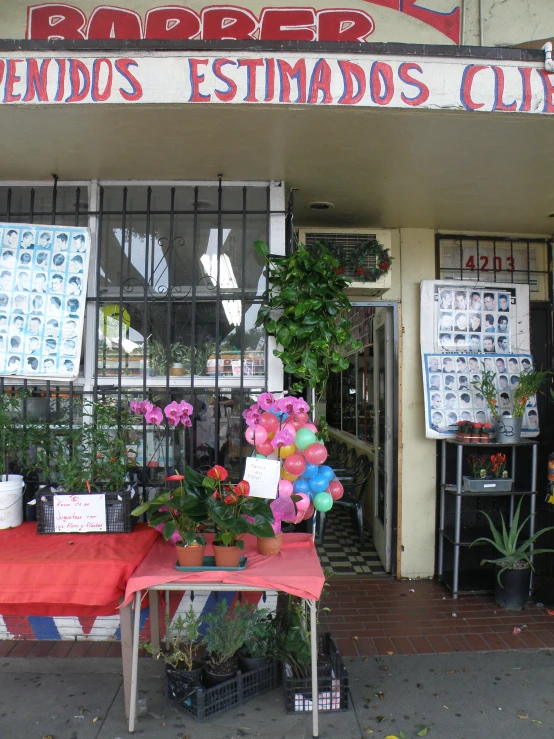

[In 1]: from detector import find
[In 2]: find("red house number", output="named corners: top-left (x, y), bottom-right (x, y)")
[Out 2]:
top-left (465, 255), bottom-right (515, 271)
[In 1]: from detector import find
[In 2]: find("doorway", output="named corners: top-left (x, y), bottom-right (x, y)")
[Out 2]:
top-left (319, 302), bottom-right (399, 576)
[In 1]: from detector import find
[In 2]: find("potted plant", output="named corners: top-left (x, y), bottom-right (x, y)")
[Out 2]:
top-left (201, 600), bottom-right (253, 687)
top-left (131, 466), bottom-right (212, 566)
top-left (498, 367), bottom-right (551, 443)
top-left (471, 497), bottom-right (554, 609)
top-left (479, 422), bottom-right (493, 443)
top-left (142, 606), bottom-right (204, 682)
top-left (204, 465), bottom-right (275, 567)
top-left (469, 422), bottom-right (482, 443)
top-left (455, 419), bottom-right (473, 442)
top-left (471, 367), bottom-right (500, 427)
top-left (463, 452), bottom-right (512, 492)
top-left (238, 607), bottom-right (275, 671)
top-left (170, 343), bottom-right (191, 376)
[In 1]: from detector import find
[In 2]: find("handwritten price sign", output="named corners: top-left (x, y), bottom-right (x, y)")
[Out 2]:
top-left (243, 458), bottom-right (281, 500)
top-left (53, 494), bottom-right (107, 533)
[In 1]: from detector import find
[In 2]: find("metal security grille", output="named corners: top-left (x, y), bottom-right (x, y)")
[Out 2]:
top-left (438, 235), bottom-right (552, 301)
top-left (303, 231), bottom-right (379, 281)
top-left (0, 178), bottom-right (284, 515)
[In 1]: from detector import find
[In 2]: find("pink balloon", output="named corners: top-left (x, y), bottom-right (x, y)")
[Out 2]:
top-left (304, 443), bottom-right (328, 466)
top-left (329, 479), bottom-right (344, 501)
top-left (278, 480), bottom-right (294, 497)
top-left (255, 441), bottom-right (274, 457)
top-left (303, 503), bottom-right (315, 520)
top-left (260, 412), bottom-right (280, 434)
top-left (284, 453), bottom-right (307, 476)
top-left (292, 508), bottom-right (305, 524)
top-left (296, 412), bottom-right (309, 426)
top-left (304, 423), bottom-right (318, 433)
top-left (245, 425), bottom-right (268, 445)
top-left (295, 492), bottom-right (310, 512)
top-left (284, 415), bottom-right (303, 431)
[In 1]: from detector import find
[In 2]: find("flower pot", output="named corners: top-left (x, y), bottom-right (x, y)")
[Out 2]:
top-left (168, 658), bottom-right (205, 685)
top-left (469, 435), bottom-right (481, 444)
top-left (495, 416), bottom-right (522, 443)
top-left (257, 533), bottom-right (282, 556)
top-left (170, 363), bottom-right (186, 376)
top-left (202, 658), bottom-right (239, 688)
top-left (479, 434), bottom-right (489, 444)
top-left (462, 476), bottom-right (513, 492)
top-left (239, 652), bottom-right (272, 672)
top-left (213, 544), bottom-right (242, 568)
top-left (176, 543), bottom-right (206, 567)
top-left (495, 565), bottom-right (531, 610)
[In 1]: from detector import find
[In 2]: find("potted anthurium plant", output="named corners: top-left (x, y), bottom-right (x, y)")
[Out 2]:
top-left (472, 497), bottom-right (554, 609)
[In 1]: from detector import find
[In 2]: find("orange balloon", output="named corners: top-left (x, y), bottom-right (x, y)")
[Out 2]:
top-left (279, 443), bottom-right (296, 459)
top-left (280, 468), bottom-right (298, 482)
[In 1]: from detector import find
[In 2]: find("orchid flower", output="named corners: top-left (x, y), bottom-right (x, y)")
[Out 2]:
top-left (271, 427), bottom-right (295, 450)
top-left (257, 392), bottom-right (275, 411)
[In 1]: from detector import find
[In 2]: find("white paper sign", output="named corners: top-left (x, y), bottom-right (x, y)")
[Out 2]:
top-left (53, 493), bottom-right (107, 533)
top-left (243, 458), bottom-right (281, 500)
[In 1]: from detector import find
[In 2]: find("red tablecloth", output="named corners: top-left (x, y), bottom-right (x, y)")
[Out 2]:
top-left (123, 533), bottom-right (325, 607)
top-left (0, 523), bottom-right (159, 616)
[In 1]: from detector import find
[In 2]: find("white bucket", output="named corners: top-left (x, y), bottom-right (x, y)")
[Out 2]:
top-left (0, 475), bottom-right (24, 529)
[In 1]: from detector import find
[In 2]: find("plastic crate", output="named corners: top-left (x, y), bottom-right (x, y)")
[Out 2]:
top-left (283, 633), bottom-right (349, 714)
top-left (165, 660), bottom-right (279, 722)
top-left (36, 488), bottom-right (136, 534)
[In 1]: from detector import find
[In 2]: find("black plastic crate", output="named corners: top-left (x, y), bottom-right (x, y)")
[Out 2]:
top-left (165, 660), bottom-right (279, 722)
top-left (36, 488), bottom-right (136, 534)
top-left (283, 633), bottom-right (349, 713)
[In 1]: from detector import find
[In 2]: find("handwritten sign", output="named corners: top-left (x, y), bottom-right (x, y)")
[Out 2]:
top-left (53, 494), bottom-right (107, 533)
top-left (243, 458), bottom-right (281, 500)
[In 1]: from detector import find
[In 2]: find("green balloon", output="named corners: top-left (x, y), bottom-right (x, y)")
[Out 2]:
top-left (313, 492), bottom-right (333, 512)
top-left (255, 453), bottom-right (268, 458)
top-left (295, 428), bottom-right (317, 450)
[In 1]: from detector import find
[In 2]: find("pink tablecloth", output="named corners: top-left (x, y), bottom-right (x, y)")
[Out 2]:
top-left (123, 533), bottom-right (325, 606)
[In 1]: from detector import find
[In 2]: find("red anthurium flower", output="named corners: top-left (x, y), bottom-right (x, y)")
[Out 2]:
top-left (235, 480), bottom-right (250, 497)
top-left (207, 465), bottom-right (228, 482)
top-left (164, 474), bottom-right (185, 482)
top-left (212, 490), bottom-right (221, 499)
top-left (224, 493), bottom-right (238, 505)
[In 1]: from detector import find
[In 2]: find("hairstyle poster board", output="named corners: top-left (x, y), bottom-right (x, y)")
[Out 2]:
top-left (0, 222), bottom-right (90, 380)
top-left (420, 280), bottom-right (536, 439)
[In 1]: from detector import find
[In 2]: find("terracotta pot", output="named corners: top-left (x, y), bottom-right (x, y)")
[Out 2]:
top-left (470, 435), bottom-right (481, 444)
top-left (170, 364), bottom-right (186, 376)
top-left (213, 544), bottom-right (242, 567)
top-left (176, 543), bottom-right (206, 567)
top-left (257, 533), bottom-right (282, 556)
top-left (479, 433), bottom-right (489, 443)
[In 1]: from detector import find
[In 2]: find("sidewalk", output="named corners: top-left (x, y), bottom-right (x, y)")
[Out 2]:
top-left (1, 649), bottom-right (553, 738)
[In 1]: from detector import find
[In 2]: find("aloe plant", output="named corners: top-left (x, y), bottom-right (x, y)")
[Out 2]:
top-left (471, 497), bottom-right (554, 585)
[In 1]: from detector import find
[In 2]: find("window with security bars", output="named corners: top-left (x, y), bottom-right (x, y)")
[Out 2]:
top-left (0, 180), bottom-right (284, 506)
top-left (438, 235), bottom-right (551, 301)
top-left (302, 230), bottom-right (380, 281)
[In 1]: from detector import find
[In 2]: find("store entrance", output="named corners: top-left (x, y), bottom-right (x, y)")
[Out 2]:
top-left (318, 303), bottom-right (398, 576)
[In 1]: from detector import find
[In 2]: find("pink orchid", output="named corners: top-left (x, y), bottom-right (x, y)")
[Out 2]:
top-left (181, 415), bottom-right (192, 427)
top-left (276, 396), bottom-right (296, 415)
top-left (293, 398), bottom-right (310, 413)
top-left (257, 392), bottom-right (275, 411)
top-left (130, 399), bottom-right (153, 415)
top-left (164, 401), bottom-right (183, 426)
top-left (144, 405), bottom-right (164, 425)
top-left (243, 408), bottom-right (262, 428)
top-left (178, 400), bottom-right (193, 417)
top-left (271, 428), bottom-right (295, 450)
top-left (242, 404), bottom-right (260, 420)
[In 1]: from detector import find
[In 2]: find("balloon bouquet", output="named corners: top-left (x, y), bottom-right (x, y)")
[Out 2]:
top-left (242, 393), bottom-right (344, 531)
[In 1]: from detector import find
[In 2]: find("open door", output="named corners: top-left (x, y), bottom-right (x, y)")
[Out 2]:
top-left (373, 308), bottom-right (394, 572)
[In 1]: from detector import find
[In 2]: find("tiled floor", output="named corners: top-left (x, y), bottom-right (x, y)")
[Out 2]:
top-left (320, 577), bottom-right (554, 658)
top-left (316, 506), bottom-right (387, 577)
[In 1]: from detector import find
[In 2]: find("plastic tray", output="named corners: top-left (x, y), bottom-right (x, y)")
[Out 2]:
top-left (174, 556), bottom-right (247, 572)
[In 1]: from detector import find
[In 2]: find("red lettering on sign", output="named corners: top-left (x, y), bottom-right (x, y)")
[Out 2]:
top-left (92, 58), bottom-right (113, 101)
top-left (317, 9), bottom-right (374, 42)
top-left (66, 58), bottom-right (90, 102)
top-left (0, 61), bottom-right (4, 90)
top-left (238, 58), bottom-right (264, 102)
top-left (144, 6), bottom-right (201, 39)
top-left (265, 57), bottom-right (276, 102)
top-left (277, 59), bottom-right (307, 103)
top-left (23, 58), bottom-right (51, 102)
top-left (338, 60), bottom-right (366, 105)
top-left (213, 58), bottom-right (238, 101)
top-left (260, 8), bottom-right (315, 41)
top-left (115, 58), bottom-right (143, 101)
top-left (460, 64), bottom-right (487, 110)
top-left (54, 58), bottom-right (66, 101)
top-left (202, 6), bottom-right (257, 40)
top-left (370, 61), bottom-right (394, 105)
top-left (492, 66), bottom-right (517, 112)
top-left (4, 60), bottom-right (24, 103)
top-left (538, 69), bottom-right (554, 114)
top-left (308, 59), bottom-right (333, 104)
top-left (518, 67), bottom-right (532, 112)
top-left (189, 58), bottom-right (211, 102)
top-left (398, 62), bottom-right (429, 106)
top-left (87, 7), bottom-right (143, 39)
top-left (27, 3), bottom-right (86, 40)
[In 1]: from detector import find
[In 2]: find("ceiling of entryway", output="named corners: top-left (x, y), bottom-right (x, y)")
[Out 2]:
top-left (1, 102), bottom-right (553, 235)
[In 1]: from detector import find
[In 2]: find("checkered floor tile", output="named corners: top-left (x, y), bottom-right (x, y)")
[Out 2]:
top-left (316, 506), bottom-right (388, 577)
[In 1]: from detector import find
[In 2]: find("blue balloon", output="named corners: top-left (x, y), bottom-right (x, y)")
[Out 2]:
top-left (309, 474), bottom-right (329, 494)
top-left (293, 478), bottom-right (310, 494)
top-left (319, 465), bottom-right (335, 482)
top-left (302, 463), bottom-right (319, 479)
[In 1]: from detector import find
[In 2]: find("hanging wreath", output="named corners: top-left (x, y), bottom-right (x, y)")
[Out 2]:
top-left (318, 238), bottom-right (392, 282)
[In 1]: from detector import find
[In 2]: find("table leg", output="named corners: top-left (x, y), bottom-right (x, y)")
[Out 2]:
top-left (165, 589), bottom-right (170, 649)
top-left (120, 601), bottom-right (133, 720)
top-left (149, 590), bottom-right (160, 651)
top-left (309, 599), bottom-right (318, 738)
top-left (128, 590), bottom-right (142, 733)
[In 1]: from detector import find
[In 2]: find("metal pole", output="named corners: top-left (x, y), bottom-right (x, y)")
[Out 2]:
top-left (438, 440), bottom-right (446, 578)
top-left (453, 443), bottom-right (463, 599)
top-left (128, 590), bottom-right (142, 733)
top-left (529, 443), bottom-right (538, 593)
top-left (309, 599), bottom-right (319, 738)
